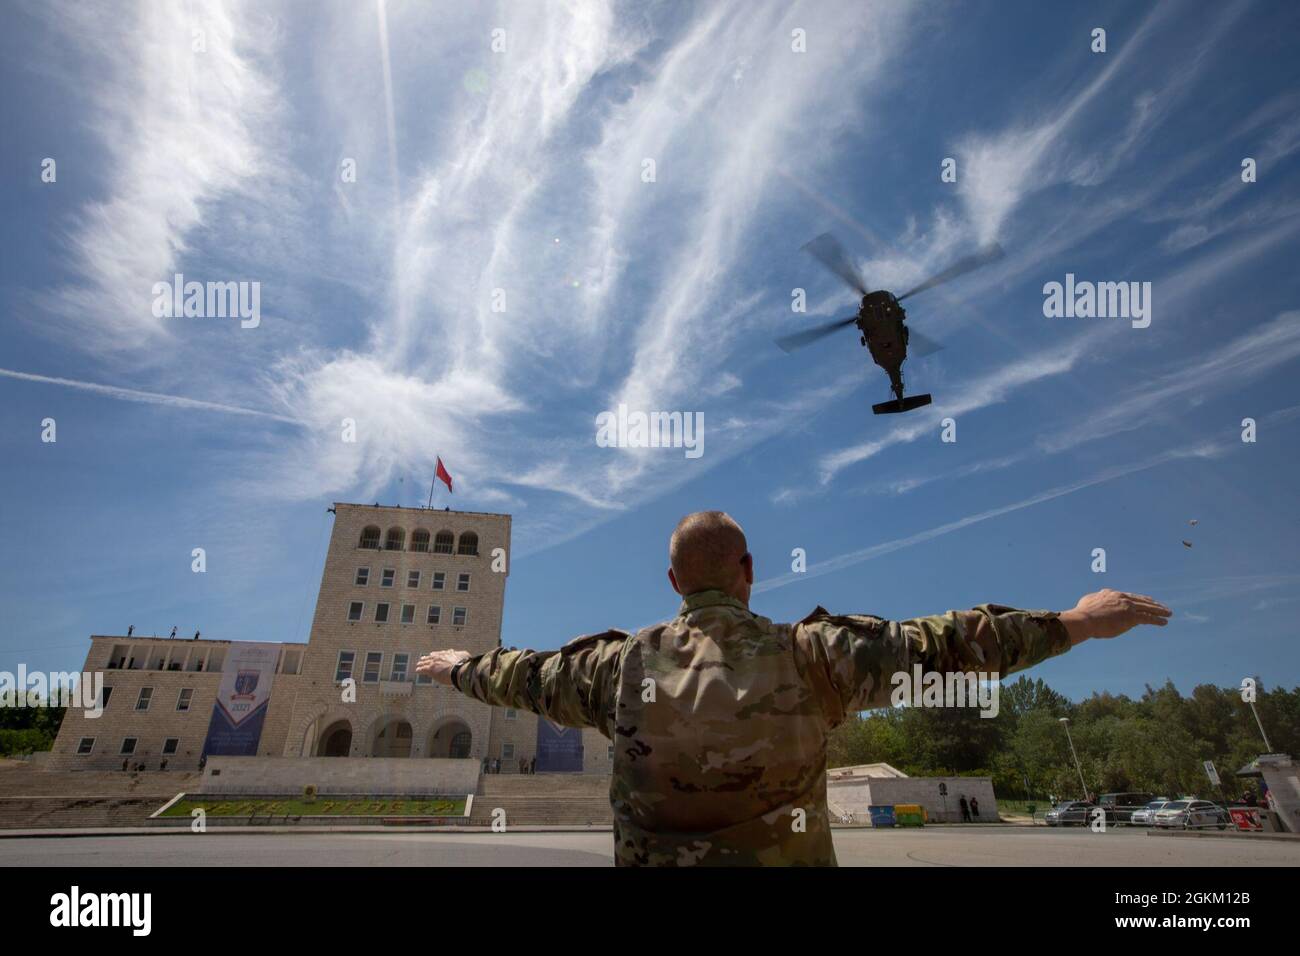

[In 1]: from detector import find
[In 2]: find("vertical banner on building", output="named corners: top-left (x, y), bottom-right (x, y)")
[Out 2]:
top-left (202, 643), bottom-right (279, 756)
top-left (535, 718), bottom-right (584, 772)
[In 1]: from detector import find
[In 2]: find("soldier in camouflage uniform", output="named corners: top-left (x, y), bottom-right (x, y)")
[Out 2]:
top-left (417, 511), bottom-right (1170, 866)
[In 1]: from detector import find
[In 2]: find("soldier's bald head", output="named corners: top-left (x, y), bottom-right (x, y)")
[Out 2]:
top-left (668, 511), bottom-right (751, 598)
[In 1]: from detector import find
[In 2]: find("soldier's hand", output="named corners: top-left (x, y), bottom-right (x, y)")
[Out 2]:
top-left (1060, 589), bottom-right (1172, 643)
top-left (416, 649), bottom-right (472, 685)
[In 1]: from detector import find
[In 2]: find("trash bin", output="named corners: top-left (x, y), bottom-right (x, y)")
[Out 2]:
top-left (894, 803), bottom-right (925, 827)
top-left (868, 805), bottom-right (896, 828)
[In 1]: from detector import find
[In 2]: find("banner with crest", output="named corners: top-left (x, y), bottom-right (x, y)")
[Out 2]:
top-left (201, 642), bottom-right (280, 757)
top-left (535, 718), bottom-right (584, 772)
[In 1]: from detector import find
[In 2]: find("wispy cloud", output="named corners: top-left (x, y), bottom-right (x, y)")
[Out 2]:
top-left (41, 0), bottom-right (281, 352)
top-left (1040, 310), bottom-right (1300, 454)
top-left (756, 440), bottom-right (1228, 594)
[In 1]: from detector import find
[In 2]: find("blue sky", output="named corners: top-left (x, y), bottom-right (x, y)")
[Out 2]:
top-left (2, 0), bottom-right (1298, 702)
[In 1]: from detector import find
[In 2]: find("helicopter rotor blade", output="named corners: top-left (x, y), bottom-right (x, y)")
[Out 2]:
top-left (897, 243), bottom-right (1005, 301)
top-left (907, 328), bottom-right (945, 357)
top-left (775, 315), bottom-right (858, 353)
top-left (801, 233), bottom-right (869, 296)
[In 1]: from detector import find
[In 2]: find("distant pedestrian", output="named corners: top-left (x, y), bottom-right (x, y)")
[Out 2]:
top-left (970, 797), bottom-right (980, 820)
top-left (198, 754), bottom-right (207, 771)
top-left (127, 625), bottom-right (134, 637)
top-left (121, 758), bottom-right (129, 772)
top-left (529, 756), bottom-right (536, 774)
top-left (959, 795), bottom-right (971, 822)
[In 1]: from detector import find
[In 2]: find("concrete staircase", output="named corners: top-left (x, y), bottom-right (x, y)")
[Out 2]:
top-left (470, 773), bottom-right (612, 826)
top-left (0, 760), bottom-right (197, 829)
top-left (0, 760), bottom-right (613, 829)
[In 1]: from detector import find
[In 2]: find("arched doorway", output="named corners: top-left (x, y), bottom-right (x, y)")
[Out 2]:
top-left (373, 719), bottom-right (413, 758)
top-left (427, 719), bottom-right (472, 758)
top-left (319, 720), bottom-right (353, 757)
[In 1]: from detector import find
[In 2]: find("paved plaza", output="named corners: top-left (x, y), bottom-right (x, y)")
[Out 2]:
top-left (3, 825), bottom-right (1296, 867)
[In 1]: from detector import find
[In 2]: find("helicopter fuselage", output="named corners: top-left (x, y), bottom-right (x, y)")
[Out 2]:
top-left (855, 290), bottom-right (909, 400)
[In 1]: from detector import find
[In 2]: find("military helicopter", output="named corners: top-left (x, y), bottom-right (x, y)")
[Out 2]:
top-left (776, 233), bottom-right (1004, 413)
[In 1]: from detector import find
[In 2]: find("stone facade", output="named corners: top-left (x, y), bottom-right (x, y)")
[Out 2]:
top-left (48, 503), bottom-right (614, 779)
top-left (46, 637), bottom-right (305, 772)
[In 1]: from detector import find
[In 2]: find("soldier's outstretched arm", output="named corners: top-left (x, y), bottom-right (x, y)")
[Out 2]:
top-left (415, 631), bottom-right (628, 732)
top-left (796, 588), bottom-right (1171, 723)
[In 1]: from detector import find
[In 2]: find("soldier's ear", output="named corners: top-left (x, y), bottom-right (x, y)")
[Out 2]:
top-left (668, 567), bottom-right (682, 595)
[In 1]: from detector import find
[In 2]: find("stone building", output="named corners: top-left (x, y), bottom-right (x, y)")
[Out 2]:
top-left (826, 763), bottom-right (999, 823)
top-left (48, 503), bottom-right (613, 778)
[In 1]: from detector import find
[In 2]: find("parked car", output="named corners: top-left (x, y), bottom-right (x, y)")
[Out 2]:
top-left (1129, 799), bottom-right (1173, 826)
top-left (1152, 799), bottom-right (1230, 830)
top-left (1045, 801), bottom-right (1106, 826)
top-left (1098, 791), bottom-right (1156, 824)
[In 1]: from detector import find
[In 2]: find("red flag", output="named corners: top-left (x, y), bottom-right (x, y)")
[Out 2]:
top-left (435, 456), bottom-right (453, 494)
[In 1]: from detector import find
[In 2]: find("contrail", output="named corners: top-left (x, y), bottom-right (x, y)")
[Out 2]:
top-left (0, 368), bottom-right (307, 426)
top-left (376, 0), bottom-right (401, 211)
top-left (754, 442), bottom-right (1225, 594)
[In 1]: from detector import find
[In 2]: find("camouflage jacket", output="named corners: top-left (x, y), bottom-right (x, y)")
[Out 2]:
top-left (452, 589), bottom-right (1070, 866)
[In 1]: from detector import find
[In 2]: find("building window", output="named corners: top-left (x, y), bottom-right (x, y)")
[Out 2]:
top-left (431, 572), bottom-right (445, 591)
top-left (359, 526), bottom-right (381, 549)
top-left (433, 530), bottom-right (454, 554)
top-left (406, 569), bottom-right (421, 589)
top-left (100, 686), bottom-right (113, 709)
top-left (426, 605), bottom-right (441, 625)
top-left (457, 532), bottom-right (479, 556)
top-left (335, 651), bottom-right (355, 682)
top-left (400, 604), bottom-right (416, 624)
top-left (502, 743), bottom-right (515, 760)
top-left (457, 572), bottom-right (471, 592)
top-left (375, 603), bottom-right (391, 623)
top-left (505, 708), bottom-right (517, 721)
top-left (135, 687), bottom-right (153, 711)
top-left (363, 652), bottom-right (383, 683)
top-left (608, 745), bottom-right (614, 759)
top-left (410, 529), bottom-right (430, 553)
top-left (348, 601), bottom-right (364, 622)
top-left (381, 568), bottom-right (395, 588)
top-left (76, 737), bottom-right (95, 755)
top-left (354, 567), bottom-right (370, 586)
top-left (176, 688), bottom-right (194, 712)
top-left (385, 527), bottom-right (405, 551)
top-left (120, 737), bottom-right (138, 755)
top-left (391, 653), bottom-right (409, 682)
top-left (162, 738), bottom-right (179, 755)
top-left (453, 607), bottom-right (468, 626)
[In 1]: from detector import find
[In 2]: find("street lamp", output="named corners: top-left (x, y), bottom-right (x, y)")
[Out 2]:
top-left (1059, 717), bottom-right (1088, 801)
top-left (1248, 699), bottom-right (1274, 753)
